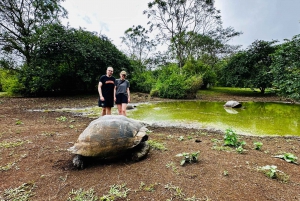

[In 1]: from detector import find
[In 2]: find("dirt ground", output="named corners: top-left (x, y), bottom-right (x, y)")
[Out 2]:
top-left (0, 92), bottom-right (299, 201)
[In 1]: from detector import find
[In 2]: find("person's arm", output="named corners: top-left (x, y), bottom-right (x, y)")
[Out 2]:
top-left (127, 87), bottom-right (130, 103)
top-left (114, 85), bottom-right (116, 102)
top-left (98, 82), bottom-right (104, 101)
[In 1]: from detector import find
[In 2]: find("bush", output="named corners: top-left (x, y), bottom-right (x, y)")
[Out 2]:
top-left (130, 71), bottom-right (155, 93)
top-left (0, 69), bottom-right (24, 95)
top-left (152, 64), bottom-right (203, 99)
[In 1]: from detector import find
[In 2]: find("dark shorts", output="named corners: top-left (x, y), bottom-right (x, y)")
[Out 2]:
top-left (98, 96), bottom-right (114, 108)
top-left (115, 93), bottom-right (128, 104)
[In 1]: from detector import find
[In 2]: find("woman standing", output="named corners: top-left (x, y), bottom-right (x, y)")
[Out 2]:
top-left (114, 71), bottom-right (130, 116)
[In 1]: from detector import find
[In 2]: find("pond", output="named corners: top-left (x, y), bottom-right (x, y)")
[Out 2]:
top-left (42, 100), bottom-right (300, 137)
top-left (126, 101), bottom-right (300, 137)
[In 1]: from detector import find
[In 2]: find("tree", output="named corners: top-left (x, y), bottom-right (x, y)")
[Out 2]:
top-left (121, 25), bottom-right (157, 68)
top-left (0, 0), bottom-right (67, 66)
top-left (19, 24), bottom-right (131, 95)
top-left (144, 0), bottom-right (241, 68)
top-left (221, 40), bottom-right (278, 93)
top-left (271, 34), bottom-right (300, 101)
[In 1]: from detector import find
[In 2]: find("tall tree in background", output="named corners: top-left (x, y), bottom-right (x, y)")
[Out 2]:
top-left (221, 40), bottom-right (277, 93)
top-left (144, 0), bottom-right (241, 68)
top-left (121, 25), bottom-right (157, 68)
top-left (0, 0), bottom-right (67, 66)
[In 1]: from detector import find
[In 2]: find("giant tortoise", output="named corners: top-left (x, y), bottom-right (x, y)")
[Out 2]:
top-left (68, 115), bottom-right (150, 169)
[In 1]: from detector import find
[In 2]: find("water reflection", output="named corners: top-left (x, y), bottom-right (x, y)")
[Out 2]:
top-left (127, 101), bottom-right (300, 137)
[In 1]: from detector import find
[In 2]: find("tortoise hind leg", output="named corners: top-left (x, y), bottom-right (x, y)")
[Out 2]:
top-left (132, 142), bottom-right (150, 161)
top-left (73, 154), bottom-right (85, 169)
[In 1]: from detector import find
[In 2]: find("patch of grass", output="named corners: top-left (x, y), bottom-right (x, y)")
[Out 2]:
top-left (164, 183), bottom-right (205, 201)
top-left (166, 162), bottom-right (179, 175)
top-left (0, 162), bottom-right (16, 171)
top-left (0, 140), bottom-right (24, 148)
top-left (56, 116), bottom-right (67, 122)
top-left (139, 182), bottom-right (159, 192)
top-left (100, 183), bottom-right (130, 200)
top-left (40, 131), bottom-right (56, 137)
top-left (67, 188), bottom-right (98, 201)
top-left (148, 140), bottom-right (167, 151)
top-left (199, 87), bottom-right (276, 97)
top-left (3, 183), bottom-right (36, 201)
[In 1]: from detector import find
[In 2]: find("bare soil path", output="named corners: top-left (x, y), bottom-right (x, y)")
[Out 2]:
top-left (0, 93), bottom-right (299, 200)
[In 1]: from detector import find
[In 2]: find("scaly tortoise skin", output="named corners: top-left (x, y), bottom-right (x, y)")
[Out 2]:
top-left (68, 115), bottom-right (149, 169)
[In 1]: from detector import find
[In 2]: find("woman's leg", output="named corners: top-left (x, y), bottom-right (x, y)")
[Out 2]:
top-left (117, 104), bottom-right (122, 115)
top-left (121, 103), bottom-right (127, 116)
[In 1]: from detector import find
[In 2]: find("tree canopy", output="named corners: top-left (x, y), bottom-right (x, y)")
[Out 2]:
top-left (143, 0), bottom-right (241, 68)
top-left (19, 24), bottom-right (130, 95)
top-left (0, 0), bottom-right (67, 65)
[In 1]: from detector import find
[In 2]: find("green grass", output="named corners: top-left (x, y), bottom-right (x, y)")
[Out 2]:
top-left (198, 87), bottom-right (276, 97)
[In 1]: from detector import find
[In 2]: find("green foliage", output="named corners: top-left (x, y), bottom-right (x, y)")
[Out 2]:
top-left (151, 64), bottom-right (203, 99)
top-left (271, 34), bottom-right (300, 101)
top-left (130, 68), bottom-right (155, 92)
top-left (221, 40), bottom-right (277, 93)
top-left (176, 151), bottom-right (199, 166)
top-left (100, 184), bottom-right (130, 201)
top-left (223, 128), bottom-right (245, 147)
top-left (0, 140), bottom-right (24, 148)
top-left (19, 24), bottom-right (130, 95)
top-left (0, 0), bottom-right (67, 65)
top-left (259, 165), bottom-right (289, 182)
top-left (147, 140), bottom-right (167, 151)
top-left (0, 68), bottom-right (24, 95)
top-left (3, 183), bottom-right (36, 201)
top-left (68, 188), bottom-right (98, 201)
top-left (273, 153), bottom-right (298, 164)
top-left (183, 56), bottom-right (217, 88)
top-left (145, 0), bottom-right (241, 69)
top-left (56, 116), bottom-right (67, 122)
top-left (236, 145), bottom-right (245, 154)
top-left (253, 142), bottom-right (263, 150)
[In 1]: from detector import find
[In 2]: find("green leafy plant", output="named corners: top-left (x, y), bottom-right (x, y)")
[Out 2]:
top-left (15, 119), bottom-right (23, 125)
top-left (176, 151), bottom-right (199, 166)
top-left (178, 136), bottom-right (184, 141)
top-left (273, 153), bottom-right (298, 164)
top-left (259, 165), bottom-right (289, 182)
top-left (224, 128), bottom-right (245, 147)
top-left (236, 146), bottom-right (245, 154)
top-left (68, 188), bottom-right (98, 201)
top-left (253, 142), bottom-right (263, 150)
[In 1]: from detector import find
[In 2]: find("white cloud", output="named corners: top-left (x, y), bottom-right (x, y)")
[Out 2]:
top-left (61, 0), bottom-right (150, 47)
top-left (61, 0), bottom-right (300, 49)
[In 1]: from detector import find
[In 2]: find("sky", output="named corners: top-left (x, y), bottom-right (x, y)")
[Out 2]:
top-left (61, 0), bottom-right (300, 49)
